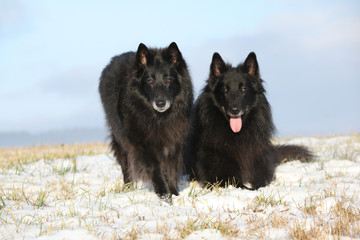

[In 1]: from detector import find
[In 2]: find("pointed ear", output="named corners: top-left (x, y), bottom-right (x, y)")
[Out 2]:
top-left (243, 52), bottom-right (259, 78)
top-left (167, 42), bottom-right (183, 65)
top-left (210, 52), bottom-right (226, 77)
top-left (136, 43), bottom-right (149, 68)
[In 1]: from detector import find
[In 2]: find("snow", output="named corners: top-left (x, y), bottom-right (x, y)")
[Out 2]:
top-left (0, 135), bottom-right (359, 239)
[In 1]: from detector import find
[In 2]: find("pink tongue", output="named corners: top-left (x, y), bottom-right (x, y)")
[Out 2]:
top-left (230, 118), bottom-right (242, 133)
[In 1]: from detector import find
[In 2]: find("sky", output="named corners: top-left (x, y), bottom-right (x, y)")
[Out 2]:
top-left (1, 0), bottom-right (359, 137)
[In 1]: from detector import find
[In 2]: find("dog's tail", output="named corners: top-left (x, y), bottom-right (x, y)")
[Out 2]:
top-left (276, 145), bottom-right (314, 164)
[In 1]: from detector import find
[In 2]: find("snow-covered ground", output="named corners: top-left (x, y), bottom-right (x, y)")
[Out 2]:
top-left (0, 135), bottom-right (359, 239)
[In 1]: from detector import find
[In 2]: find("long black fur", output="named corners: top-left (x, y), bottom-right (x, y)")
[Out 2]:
top-left (186, 52), bottom-right (312, 189)
top-left (99, 42), bottom-right (193, 198)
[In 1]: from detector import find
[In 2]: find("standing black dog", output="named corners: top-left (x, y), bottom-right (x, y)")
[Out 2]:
top-left (99, 42), bottom-right (193, 199)
top-left (186, 52), bottom-right (312, 189)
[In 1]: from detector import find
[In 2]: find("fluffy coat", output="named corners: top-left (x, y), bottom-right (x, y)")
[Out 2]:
top-left (99, 42), bottom-right (193, 198)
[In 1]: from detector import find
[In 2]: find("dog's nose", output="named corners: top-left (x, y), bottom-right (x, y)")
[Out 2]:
top-left (230, 107), bottom-right (240, 115)
top-left (155, 100), bottom-right (166, 108)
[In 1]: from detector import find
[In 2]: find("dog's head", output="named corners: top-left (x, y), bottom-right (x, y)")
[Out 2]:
top-left (208, 52), bottom-right (265, 132)
top-left (134, 42), bottom-right (186, 113)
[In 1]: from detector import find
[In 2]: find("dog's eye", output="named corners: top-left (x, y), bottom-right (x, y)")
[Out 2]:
top-left (164, 77), bottom-right (173, 83)
top-left (223, 87), bottom-right (228, 93)
top-left (241, 87), bottom-right (247, 93)
top-left (147, 78), bottom-right (154, 85)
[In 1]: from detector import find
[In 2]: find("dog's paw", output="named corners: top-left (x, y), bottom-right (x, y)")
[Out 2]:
top-left (160, 193), bottom-right (173, 204)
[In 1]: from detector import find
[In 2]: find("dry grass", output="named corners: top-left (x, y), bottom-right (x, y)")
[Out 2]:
top-left (176, 213), bottom-right (241, 239)
top-left (0, 142), bottom-right (110, 169)
top-left (329, 200), bottom-right (360, 237)
top-left (1, 135), bottom-right (360, 239)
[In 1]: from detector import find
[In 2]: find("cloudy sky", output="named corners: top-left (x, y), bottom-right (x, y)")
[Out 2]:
top-left (1, 0), bottom-right (359, 137)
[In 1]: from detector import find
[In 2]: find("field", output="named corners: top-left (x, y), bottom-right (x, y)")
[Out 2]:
top-left (0, 134), bottom-right (359, 239)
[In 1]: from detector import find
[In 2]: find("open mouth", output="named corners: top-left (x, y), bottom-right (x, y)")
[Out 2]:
top-left (227, 110), bottom-right (245, 133)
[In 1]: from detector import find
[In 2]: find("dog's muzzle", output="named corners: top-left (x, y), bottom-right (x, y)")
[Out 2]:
top-left (152, 100), bottom-right (171, 113)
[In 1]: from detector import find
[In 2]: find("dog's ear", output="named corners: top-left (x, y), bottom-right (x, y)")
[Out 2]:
top-left (211, 52), bottom-right (226, 77)
top-left (242, 52), bottom-right (260, 78)
top-left (167, 42), bottom-right (183, 65)
top-left (136, 43), bottom-right (149, 68)
top-left (243, 52), bottom-right (264, 92)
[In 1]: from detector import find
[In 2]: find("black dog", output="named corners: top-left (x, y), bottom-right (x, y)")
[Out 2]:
top-left (186, 52), bottom-right (312, 189)
top-left (99, 42), bottom-right (193, 199)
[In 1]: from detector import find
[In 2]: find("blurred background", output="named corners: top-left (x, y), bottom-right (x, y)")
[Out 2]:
top-left (1, 0), bottom-right (359, 147)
